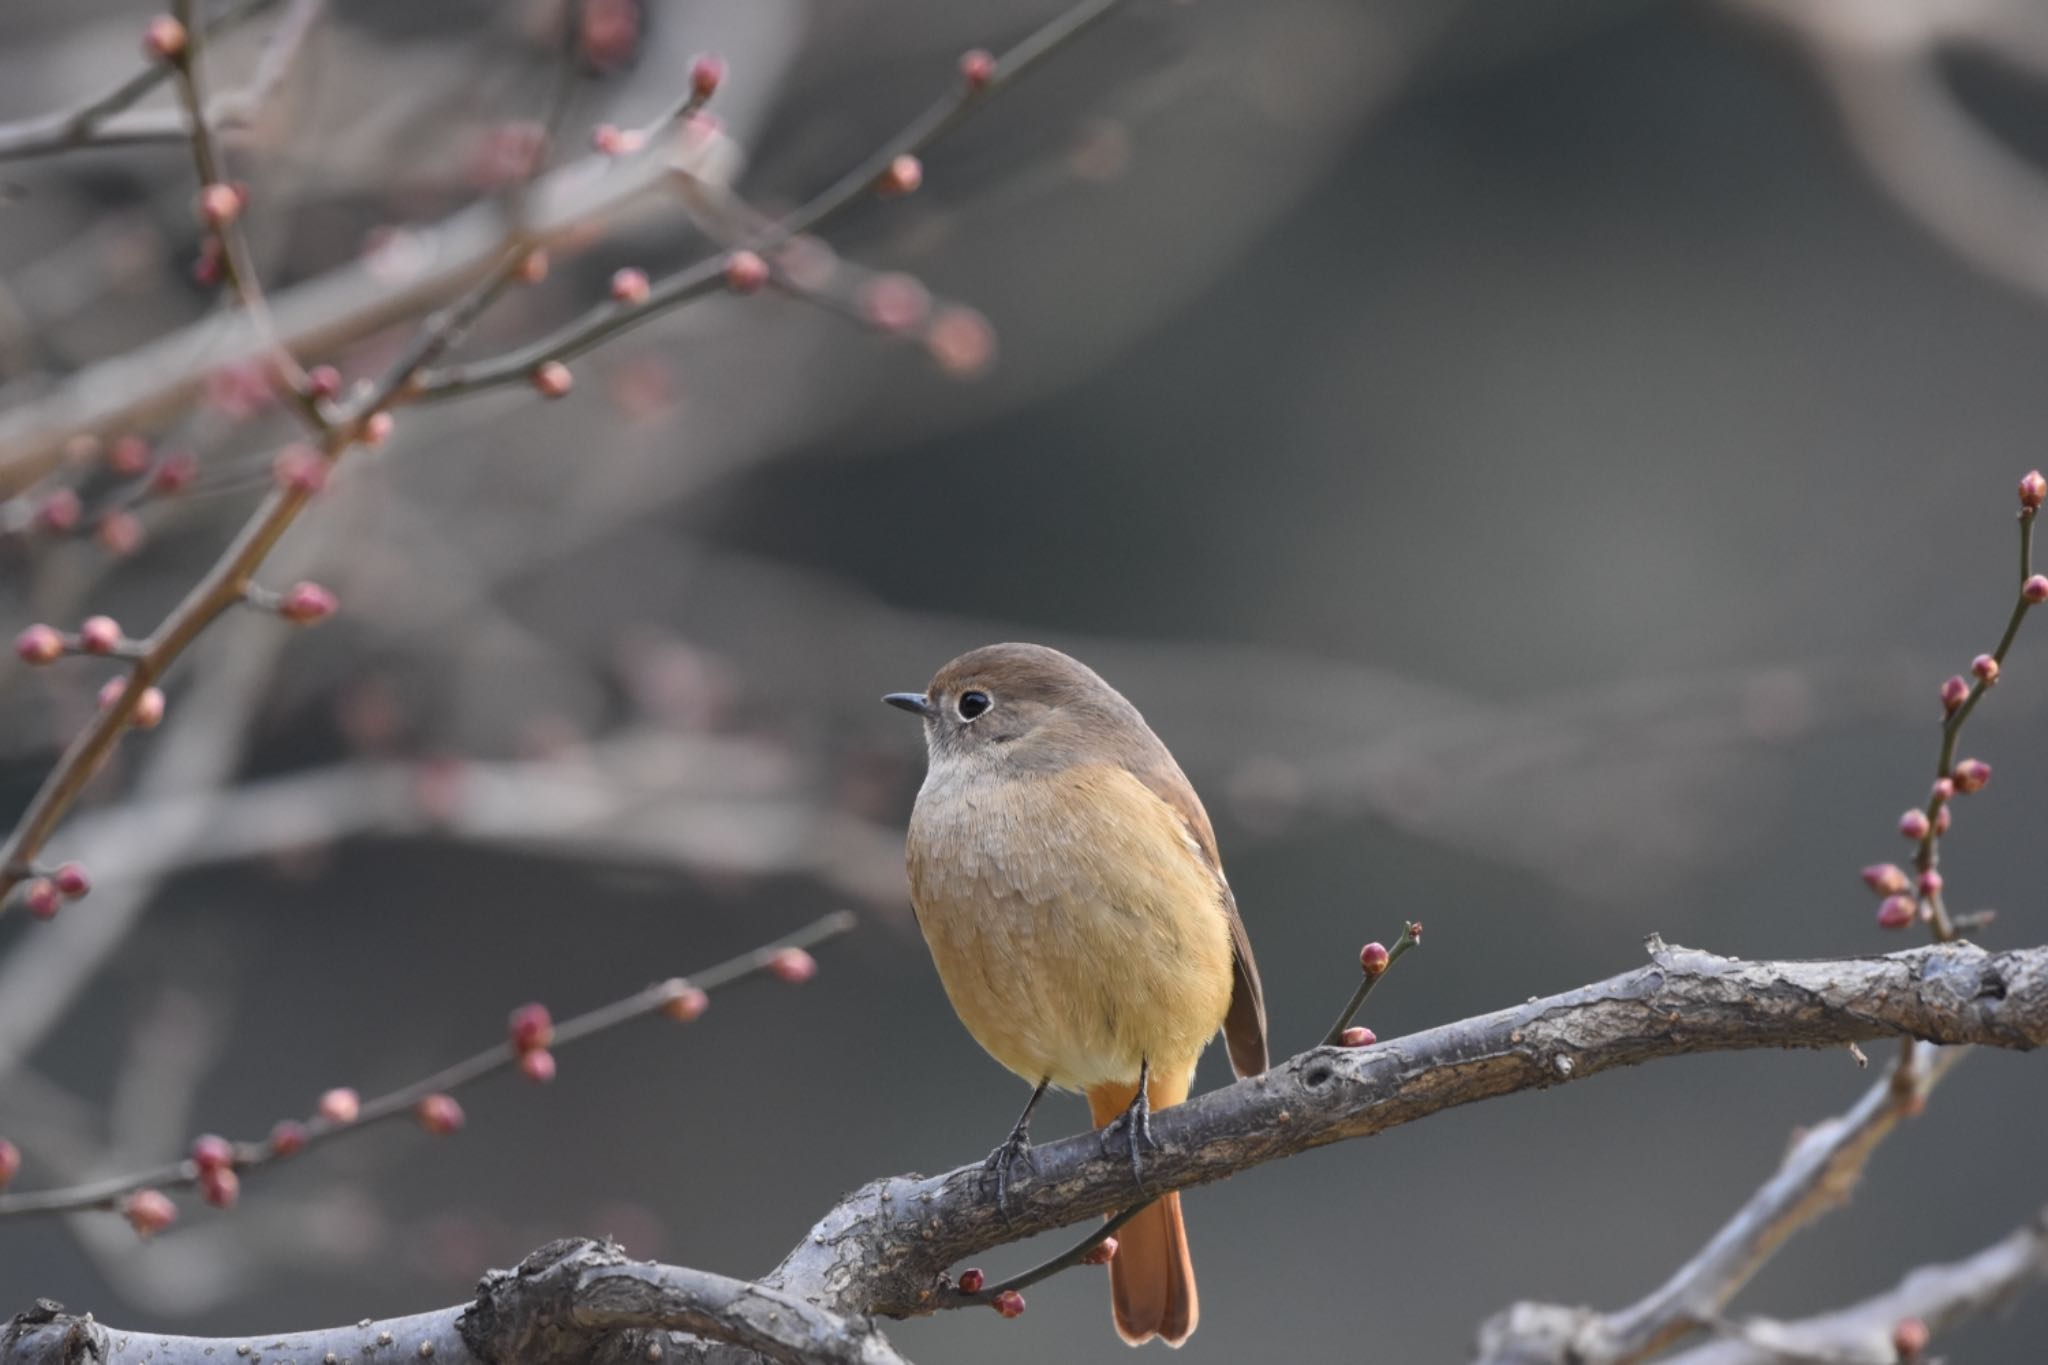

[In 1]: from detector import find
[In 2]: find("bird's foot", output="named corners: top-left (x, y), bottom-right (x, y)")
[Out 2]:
top-left (981, 1125), bottom-right (1039, 1218)
top-left (1097, 1065), bottom-right (1158, 1194)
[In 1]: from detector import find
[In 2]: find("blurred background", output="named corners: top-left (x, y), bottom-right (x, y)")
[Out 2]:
top-left (1, 0), bottom-right (2046, 1359)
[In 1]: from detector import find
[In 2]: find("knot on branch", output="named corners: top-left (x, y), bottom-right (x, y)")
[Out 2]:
top-left (2, 1302), bottom-right (108, 1365)
top-left (460, 1238), bottom-right (649, 1365)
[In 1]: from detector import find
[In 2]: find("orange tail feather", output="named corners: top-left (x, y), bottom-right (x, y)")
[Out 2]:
top-left (1088, 1075), bottom-right (1197, 1347)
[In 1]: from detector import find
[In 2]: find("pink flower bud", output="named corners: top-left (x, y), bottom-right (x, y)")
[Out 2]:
top-left (1972, 653), bottom-right (1999, 684)
top-left (1898, 809), bottom-right (1930, 840)
top-left (274, 444), bottom-right (328, 495)
top-left (1892, 1316), bottom-right (1929, 1359)
top-left (1917, 869), bottom-right (1942, 896)
top-left (1931, 777), bottom-right (1954, 802)
top-left (415, 1093), bottom-right (464, 1136)
top-left (2022, 471), bottom-right (2047, 509)
top-left (959, 49), bottom-right (996, 91)
top-left (306, 366), bottom-right (342, 401)
top-left (144, 15), bottom-right (188, 62)
top-left (1407, 920), bottom-right (1423, 944)
top-left (278, 581), bottom-right (338, 624)
top-left (197, 183), bottom-right (242, 229)
top-left (991, 1289), bottom-right (1025, 1319)
top-left (318, 1087), bottom-right (360, 1124)
top-left (591, 123), bottom-right (645, 156)
top-left (53, 862), bottom-right (90, 899)
top-left (22, 879), bottom-right (60, 920)
top-left (859, 273), bottom-right (930, 334)
top-left (132, 686), bottom-right (166, 729)
top-left (1359, 942), bottom-right (1390, 976)
top-left (97, 511), bottom-right (144, 557)
top-left (1081, 1235), bottom-right (1118, 1265)
top-left (515, 249), bottom-right (550, 285)
top-left (1940, 675), bottom-right (1968, 711)
top-left (876, 154), bottom-right (923, 197)
top-left (14, 625), bottom-right (63, 665)
top-left (199, 1165), bottom-right (239, 1208)
top-left (124, 1188), bottom-right (177, 1237)
top-left (1876, 894), bottom-right (1917, 929)
top-left (518, 1049), bottom-right (557, 1084)
top-left (1934, 804), bottom-right (1952, 835)
top-left (1953, 758), bottom-right (1991, 792)
top-left (2027, 575), bottom-right (2048, 605)
top-left (79, 616), bottom-right (121, 654)
top-left (957, 1268), bottom-right (985, 1294)
top-left (508, 1002), bottom-right (554, 1053)
top-left (926, 306), bottom-right (997, 378)
top-left (1860, 863), bottom-right (1909, 896)
top-left (190, 1134), bottom-right (233, 1172)
top-left (36, 489), bottom-right (81, 533)
top-left (108, 435), bottom-right (152, 476)
top-left (268, 1120), bottom-right (307, 1157)
top-left (724, 250), bottom-right (769, 294)
top-left (531, 362), bottom-right (573, 399)
top-left (767, 946), bottom-right (817, 983)
top-left (661, 980), bottom-right (709, 1022)
top-left (1337, 1025), bottom-right (1377, 1047)
top-left (690, 53), bottom-right (726, 101)
top-left (152, 449), bottom-right (199, 494)
top-left (361, 411), bottom-right (394, 447)
top-left (610, 268), bottom-right (651, 304)
top-left (0, 1138), bottom-right (18, 1188)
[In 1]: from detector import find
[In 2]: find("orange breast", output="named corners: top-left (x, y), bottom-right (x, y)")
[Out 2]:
top-left (907, 761), bottom-right (1236, 1090)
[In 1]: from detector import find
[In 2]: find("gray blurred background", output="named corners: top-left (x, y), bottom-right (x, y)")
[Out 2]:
top-left (2, 0), bottom-right (2046, 1359)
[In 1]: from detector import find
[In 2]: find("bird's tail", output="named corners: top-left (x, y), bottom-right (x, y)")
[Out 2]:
top-left (1087, 1070), bottom-right (1196, 1348)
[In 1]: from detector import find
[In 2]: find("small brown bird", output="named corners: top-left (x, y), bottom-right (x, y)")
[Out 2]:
top-left (886, 642), bottom-right (1267, 1348)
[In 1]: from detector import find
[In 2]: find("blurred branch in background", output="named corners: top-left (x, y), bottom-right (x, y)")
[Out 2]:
top-left (1730, 0), bottom-right (2048, 306)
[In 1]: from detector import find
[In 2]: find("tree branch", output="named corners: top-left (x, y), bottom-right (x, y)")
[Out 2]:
top-left (1661, 1205), bottom-right (2048, 1365)
top-left (3, 940), bottom-right (2041, 1365)
top-left (1474, 1043), bottom-right (1964, 1363)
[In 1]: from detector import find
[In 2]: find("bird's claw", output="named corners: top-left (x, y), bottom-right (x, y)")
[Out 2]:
top-left (982, 1127), bottom-right (1039, 1217)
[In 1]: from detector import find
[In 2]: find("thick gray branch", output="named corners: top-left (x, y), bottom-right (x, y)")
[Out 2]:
top-left (765, 939), bottom-right (2047, 1318)
top-left (0, 1240), bottom-right (908, 1365)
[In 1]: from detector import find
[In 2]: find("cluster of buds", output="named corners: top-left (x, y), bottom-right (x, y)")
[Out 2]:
top-left (97, 678), bottom-right (167, 728)
top-left (191, 1133), bottom-right (239, 1208)
top-left (508, 1002), bottom-right (557, 1083)
top-left (19, 862), bottom-right (92, 921)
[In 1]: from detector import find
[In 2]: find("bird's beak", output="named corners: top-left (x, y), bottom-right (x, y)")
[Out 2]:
top-left (883, 692), bottom-right (933, 717)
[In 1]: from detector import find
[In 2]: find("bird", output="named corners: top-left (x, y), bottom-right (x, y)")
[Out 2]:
top-left (885, 642), bottom-right (1267, 1347)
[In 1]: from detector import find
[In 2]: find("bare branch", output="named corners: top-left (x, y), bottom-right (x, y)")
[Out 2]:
top-left (0, 912), bottom-right (853, 1221)
top-left (1, 941), bottom-right (2040, 1365)
top-left (1475, 1044), bottom-right (1965, 1363)
top-left (0, 1239), bottom-right (913, 1365)
top-left (1661, 1206), bottom-right (2048, 1365)
top-left (761, 939), bottom-right (2047, 1320)
top-left (0, 0), bottom-right (288, 162)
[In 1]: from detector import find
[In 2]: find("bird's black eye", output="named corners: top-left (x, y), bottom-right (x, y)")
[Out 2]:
top-left (957, 690), bottom-right (992, 720)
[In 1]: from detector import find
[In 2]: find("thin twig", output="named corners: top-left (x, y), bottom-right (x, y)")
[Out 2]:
top-left (0, 911), bottom-right (853, 1219)
top-left (410, 0), bottom-right (1129, 399)
top-left (0, 0), bottom-right (286, 162)
top-left (1323, 919), bottom-right (1421, 1044)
